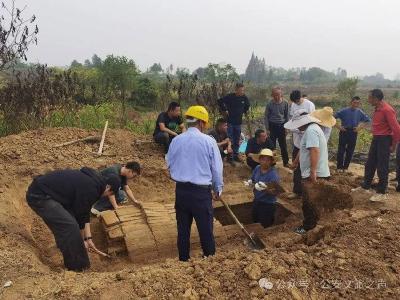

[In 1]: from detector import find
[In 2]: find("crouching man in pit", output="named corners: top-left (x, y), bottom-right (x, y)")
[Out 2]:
top-left (26, 168), bottom-right (121, 271)
top-left (91, 161), bottom-right (141, 215)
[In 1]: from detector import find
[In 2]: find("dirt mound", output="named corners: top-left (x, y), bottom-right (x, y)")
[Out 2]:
top-left (0, 128), bottom-right (399, 299)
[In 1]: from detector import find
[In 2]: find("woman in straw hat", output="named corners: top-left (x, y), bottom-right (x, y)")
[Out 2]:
top-left (310, 107), bottom-right (336, 142)
top-left (248, 148), bottom-right (280, 228)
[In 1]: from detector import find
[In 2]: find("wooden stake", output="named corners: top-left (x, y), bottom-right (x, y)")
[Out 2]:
top-left (54, 136), bottom-right (100, 148)
top-left (97, 120), bottom-right (109, 156)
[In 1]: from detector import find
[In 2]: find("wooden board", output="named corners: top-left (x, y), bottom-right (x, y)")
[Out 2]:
top-left (101, 210), bottom-right (120, 227)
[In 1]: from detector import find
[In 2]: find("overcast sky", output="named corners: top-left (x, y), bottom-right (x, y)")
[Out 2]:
top-left (21, 0), bottom-right (400, 78)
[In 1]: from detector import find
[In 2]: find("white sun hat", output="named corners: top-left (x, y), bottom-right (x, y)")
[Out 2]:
top-left (284, 109), bottom-right (321, 130)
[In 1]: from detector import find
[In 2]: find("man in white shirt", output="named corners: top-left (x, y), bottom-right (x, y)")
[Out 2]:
top-left (288, 90), bottom-right (315, 198)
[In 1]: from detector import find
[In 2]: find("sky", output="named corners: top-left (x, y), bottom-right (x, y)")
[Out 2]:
top-left (19, 0), bottom-right (400, 78)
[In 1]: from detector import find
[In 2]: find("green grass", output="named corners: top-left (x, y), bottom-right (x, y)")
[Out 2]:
top-left (0, 102), bottom-right (156, 137)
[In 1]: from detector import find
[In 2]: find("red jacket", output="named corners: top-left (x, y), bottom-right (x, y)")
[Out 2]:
top-left (371, 101), bottom-right (400, 145)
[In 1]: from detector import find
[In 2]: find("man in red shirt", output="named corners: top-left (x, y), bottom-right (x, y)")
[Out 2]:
top-left (360, 89), bottom-right (400, 197)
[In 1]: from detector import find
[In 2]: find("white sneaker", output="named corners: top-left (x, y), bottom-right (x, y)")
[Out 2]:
top-left (91, 207), bottom-right (101, 216)
top-left (369, 194), bottom-right (387, 202)
top-left (351, 187), bottom-right (372, 193)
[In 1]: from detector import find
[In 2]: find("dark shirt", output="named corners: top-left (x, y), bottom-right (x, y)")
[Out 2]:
top-left (100, 164), bottom-right (127, 188)
top-left (218, 93), bottom-right (250, 125)
top-left (245, 137), bottom-right (275, 156)
top-left (208, 129), bottom-right (228, 151)
top-left (264, 100), bottom-right (289, 128)
top-left (27, 167), bottom-right (106, 229)
top-left (153, 112), bottom-right (183, 136)
top-left (334, 107), bottom-right (370, 129)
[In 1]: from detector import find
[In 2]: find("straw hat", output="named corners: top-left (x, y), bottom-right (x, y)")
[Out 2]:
top-left (310, 107), bottom-right (336, 128)
top-left (250, 148), bottom-right (275, 163)
top-left (284, 109), bottom-right (321, 130)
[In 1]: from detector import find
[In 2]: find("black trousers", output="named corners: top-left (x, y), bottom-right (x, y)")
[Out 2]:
top-left (301, 177), bottom-right (329, 230)
top-left (292, 146), bottom-right (302, 195)
top-left (363, 135), bottom-right (392, 193)
top-left (26, 194), bottom-right (90, 271)
top-left (269, 122), bottom-right (289, 165)
top-left (246, 157), bottom-right (259, 170)
top-left (337, 130), bottom-right (358, 170)
top-left (252, 201), bottom-right (276, 228)
top-left (154, 132), bottom-right (174, 153)
top-left (175, 183), bottom-right (215, 261)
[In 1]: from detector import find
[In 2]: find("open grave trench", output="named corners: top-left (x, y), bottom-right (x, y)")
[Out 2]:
top-left (99, 197), bottom-right (299, 264)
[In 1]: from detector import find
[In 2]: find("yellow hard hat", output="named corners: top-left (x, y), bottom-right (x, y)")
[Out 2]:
top-left (185, 105), bottom-right (209, 124)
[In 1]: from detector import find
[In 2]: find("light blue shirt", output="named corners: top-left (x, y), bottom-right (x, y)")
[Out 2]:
top-left (167, 127), bottom-right (224, 193)
top-left (321, 126), bottom-right (332, 142)
top-left (300, 123), bottom-right (330, 179)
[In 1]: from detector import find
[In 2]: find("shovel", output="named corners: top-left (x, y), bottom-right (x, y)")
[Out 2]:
top-left (219, 197), bottom-right (265, 250)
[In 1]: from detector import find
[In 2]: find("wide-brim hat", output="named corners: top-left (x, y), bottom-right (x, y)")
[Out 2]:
top-left (284, 111), bottom-right (321, 130)
top-left (310, 107), bottom-right (336, 128)
top-left (250, 148), bottom-right (275, 163)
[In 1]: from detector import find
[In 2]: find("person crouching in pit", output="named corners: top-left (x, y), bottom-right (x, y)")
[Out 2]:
top-left (249, 148), bottom-right (280, 228)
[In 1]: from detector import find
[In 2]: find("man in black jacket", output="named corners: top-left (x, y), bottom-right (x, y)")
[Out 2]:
top-left (245, 129), bottom-right (275, 169)
top-left (218, 83), bottom-right (250, 162)
top-left (26, 167), bottom-right (120, 271)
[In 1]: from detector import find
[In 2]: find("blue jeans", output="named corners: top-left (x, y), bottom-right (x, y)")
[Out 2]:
top-left (92, 190), bottom-right (126, 212)
top-left (227, 124), bottom-right (241, 158)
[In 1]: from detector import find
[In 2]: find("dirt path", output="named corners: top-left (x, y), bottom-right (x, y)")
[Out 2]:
top-left (0, 128), bottom-right (399, 299)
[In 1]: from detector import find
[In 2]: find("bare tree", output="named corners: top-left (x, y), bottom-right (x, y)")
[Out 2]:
top-left (0, 0), bottom-right (38, 70)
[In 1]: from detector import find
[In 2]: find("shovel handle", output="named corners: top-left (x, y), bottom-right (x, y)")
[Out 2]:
top-left (219, 198), bottom-right (255, 242)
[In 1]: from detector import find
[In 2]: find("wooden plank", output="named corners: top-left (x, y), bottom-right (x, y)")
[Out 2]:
top-left (107, 226), bottom-right (124, 240)
top-left (116, 206), bottom-right (142, 217)
top-left (97, 120), bottom-right (109, 155)
top-left (101, 210), bottom-right (120, 227)
top-left (118, 215), bottom-right (145, 222)
top-left (107, 243), bottom-right (127, 255)
top-left (54, 135), bottom-right (100, 148)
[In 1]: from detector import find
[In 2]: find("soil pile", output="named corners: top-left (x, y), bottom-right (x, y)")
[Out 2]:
top-left (0, 128), bottom-right (399, 299)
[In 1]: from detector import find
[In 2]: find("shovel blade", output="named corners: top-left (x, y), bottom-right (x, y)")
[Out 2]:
top-left (244, 232), bottom-right (266, 250)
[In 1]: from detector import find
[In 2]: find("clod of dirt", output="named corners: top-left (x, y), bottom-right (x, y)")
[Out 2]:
top-left (304, 225), bottom-right (326, 246)
top-left (244, 262), bottom-right (261, 280)
top-left (181, 288), bottom-right (199, 300)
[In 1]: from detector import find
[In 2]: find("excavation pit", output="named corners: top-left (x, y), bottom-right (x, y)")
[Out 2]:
top-left (213, 200), bottom-right (294, 226)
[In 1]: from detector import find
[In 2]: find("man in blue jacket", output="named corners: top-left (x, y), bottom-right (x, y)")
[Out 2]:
top-left (26, 168), bottom-right (120, 271)
top-left (335, 96), bottom-right (371, 171)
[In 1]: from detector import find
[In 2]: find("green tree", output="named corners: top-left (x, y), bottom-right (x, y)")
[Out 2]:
top-left (132, 76), bottom-right (158, 107)
top-left (84, 59), bottom-right (92, 68)
top-left (99, 55), bottom-right (139, 125)
top-left (336, 77), bottom-right (359, 100)
top-left (91, 54), bottom-right (102, 68)
top-left (149, 63), bottom-right (163, 74)
top-left (70, 59), bottom-right (82, 68)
